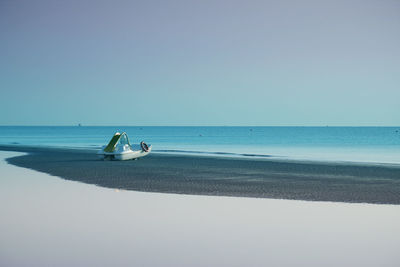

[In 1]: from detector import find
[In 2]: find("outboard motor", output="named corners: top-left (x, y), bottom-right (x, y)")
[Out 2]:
top-left (140, 141), bottom-right (150, 152)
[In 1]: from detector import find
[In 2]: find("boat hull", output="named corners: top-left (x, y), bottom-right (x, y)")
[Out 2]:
top-left (97, 147), bottom-right (151, 160)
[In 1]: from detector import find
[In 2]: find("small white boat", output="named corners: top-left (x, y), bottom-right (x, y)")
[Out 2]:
top-left (97, 132), bottom-right (152, 160)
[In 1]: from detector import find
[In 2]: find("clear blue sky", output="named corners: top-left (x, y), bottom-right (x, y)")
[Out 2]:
top-left (1, 0), bottom-right (399, 126)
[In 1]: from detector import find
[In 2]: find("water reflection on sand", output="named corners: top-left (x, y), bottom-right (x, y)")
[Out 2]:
top-left (0, 152), bottom-right (399, 267)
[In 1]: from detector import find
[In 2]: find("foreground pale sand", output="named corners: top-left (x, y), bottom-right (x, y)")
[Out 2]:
top-left (1, 151), bottom-right (399, 267)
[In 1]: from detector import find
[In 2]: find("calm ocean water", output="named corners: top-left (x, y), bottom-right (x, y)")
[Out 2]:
top-left (0, 126), bottom-right (399, 164)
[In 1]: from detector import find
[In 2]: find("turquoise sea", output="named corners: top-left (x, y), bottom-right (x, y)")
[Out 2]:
top-left (0, 126), bottom-right (399, 164)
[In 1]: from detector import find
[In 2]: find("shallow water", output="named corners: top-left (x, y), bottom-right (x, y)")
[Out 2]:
top-left (1, 151), bottom-right (400, 266)
top-left (1, 126), bottom-right (400, 163)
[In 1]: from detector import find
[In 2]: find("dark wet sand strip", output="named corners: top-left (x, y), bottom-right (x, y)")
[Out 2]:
top-left (1, 145), bottom-right (400, 204)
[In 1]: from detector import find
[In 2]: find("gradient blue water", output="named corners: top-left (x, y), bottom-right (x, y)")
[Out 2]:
top-left (0, 126), bottom-right (399, 163)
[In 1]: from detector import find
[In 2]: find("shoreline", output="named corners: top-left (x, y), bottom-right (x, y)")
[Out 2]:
top-left (1, 145), bottom-right (400, 205)
top-left (3, 143), bottom-right (400, 167)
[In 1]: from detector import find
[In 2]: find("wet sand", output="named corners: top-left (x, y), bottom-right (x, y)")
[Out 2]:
top-left (1, 145), bottom-right (400, 204)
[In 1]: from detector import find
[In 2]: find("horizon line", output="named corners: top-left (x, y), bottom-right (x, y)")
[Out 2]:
top-left (1, 125), bottom-right (399, 127)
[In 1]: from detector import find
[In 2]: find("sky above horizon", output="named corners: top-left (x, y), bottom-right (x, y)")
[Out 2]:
top-left (0, 0), bottom-right (399, 126)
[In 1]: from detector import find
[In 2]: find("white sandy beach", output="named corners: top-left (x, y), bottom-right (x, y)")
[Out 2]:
top-left (0, 151), bottom-right (399, 267)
